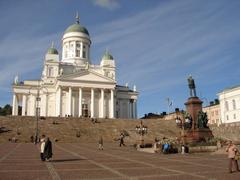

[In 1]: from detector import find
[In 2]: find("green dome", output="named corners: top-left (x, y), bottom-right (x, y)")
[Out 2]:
top-left (47, 47), bottom-right (58, 55)
top-left (102, 51), bottom-right (114, 60)
top-left (64, 24), bottom-right (89, 35)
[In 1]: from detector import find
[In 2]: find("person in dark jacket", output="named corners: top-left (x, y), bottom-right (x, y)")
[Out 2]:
top-left (44, 137), bottom-right (52, 161)
top-left (119, 133), bottom-right (126, 147)
top-left (98, 136), bottom-right (103, 150)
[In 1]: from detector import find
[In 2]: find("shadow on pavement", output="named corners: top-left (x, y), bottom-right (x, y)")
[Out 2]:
top-left (50, 158), bottom-right (86, 163)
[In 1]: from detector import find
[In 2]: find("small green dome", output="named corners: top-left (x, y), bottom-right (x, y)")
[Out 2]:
top-left (102, 51), bottom-right (114, 60)
top-left (47, 47), bottom-right (58, 55)
top-left (64, 24), bottom-right (89, 35)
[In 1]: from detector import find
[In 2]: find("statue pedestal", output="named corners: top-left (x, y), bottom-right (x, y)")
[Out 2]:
top-left (182, 96), bottom-right (214, 144)
top-left (182, 129), bottom-right (214, 144)
top-left (136, 137), bottom-right (144, 148)
top-left (184, 97), bottom-right (202, 130)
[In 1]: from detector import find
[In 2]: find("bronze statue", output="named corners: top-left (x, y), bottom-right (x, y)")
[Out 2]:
top-left (197, 111), bottom-right (208, 129)
top-left (187, 75), bottom-right (197, 97)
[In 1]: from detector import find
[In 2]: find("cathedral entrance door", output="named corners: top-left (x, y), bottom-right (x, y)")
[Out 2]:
top-left (82, 104), bottom-right (88, 117)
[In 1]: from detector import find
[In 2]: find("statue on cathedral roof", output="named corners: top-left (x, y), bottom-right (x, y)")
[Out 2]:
top-left (14, 75), bottom-right (19, 85)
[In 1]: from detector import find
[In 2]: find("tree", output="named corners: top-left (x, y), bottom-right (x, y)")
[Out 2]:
top-left (0, 104), bottom-right (12, 116)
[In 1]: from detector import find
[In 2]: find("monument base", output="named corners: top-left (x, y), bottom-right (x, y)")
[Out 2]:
top-left (184, 96), bottom-right (203, 130)
top-left (181, 128), bottom-right (214, 144)
top-left (136, 139), bottom-right (144, 146)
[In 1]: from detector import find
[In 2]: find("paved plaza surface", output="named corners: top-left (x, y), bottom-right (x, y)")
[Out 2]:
top-left (0, 143), bottom-right (239, 180)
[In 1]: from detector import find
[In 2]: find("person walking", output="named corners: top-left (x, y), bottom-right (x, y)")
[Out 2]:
top-left (226, 140), bottom-right (240, 173)
top-left (44, 137), bottom-right (53, 162)
top-left (98, 136), bottom-right (103, 150)
top-left (40, 135), bottom-right (46, 161)
top-left (119, 133), bottom-right (125, 147)
top-left (181, 145), bottom-right (185, 155)
top-left (163, 143), bottom-right (169, 154)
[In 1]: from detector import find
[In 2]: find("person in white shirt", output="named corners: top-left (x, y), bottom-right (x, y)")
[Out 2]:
top-left (40, 135), bottom-right (46, 161)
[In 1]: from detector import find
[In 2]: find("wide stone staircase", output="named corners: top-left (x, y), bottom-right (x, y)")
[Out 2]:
top-left (0, 116), bottom-right (180, 143)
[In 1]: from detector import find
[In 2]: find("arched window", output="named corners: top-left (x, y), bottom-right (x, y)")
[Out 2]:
top-left (82, 45), bottom-right (86, 58)
top-left (225, 101), bottom-right (229, 111)
top-left (232, 99), bottom-right (236, 110)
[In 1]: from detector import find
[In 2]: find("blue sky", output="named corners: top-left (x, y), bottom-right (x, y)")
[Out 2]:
top-left (0, 0), bottom-right (240, 117)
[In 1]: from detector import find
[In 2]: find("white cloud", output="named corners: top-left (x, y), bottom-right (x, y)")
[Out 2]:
top-left (91, 0), bottom-right (120, 10)
top-left (0, 32), bottom-right (61, 94)
top-left (89, 0), bottom-right (240, 115)
top-left (1, 0), bottom-right (240, 115)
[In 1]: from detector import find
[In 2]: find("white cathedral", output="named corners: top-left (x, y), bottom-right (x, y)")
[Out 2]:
top-left (12, 15), bottom-right (138, 119)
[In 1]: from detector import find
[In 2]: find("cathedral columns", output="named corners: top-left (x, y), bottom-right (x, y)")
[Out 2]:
top-left (135, 100), bottom-right (138, 119)
top-left (22, 94), bottom-right (27, 116)
top-left (110, 89), bottom-right (114, 118)
top-left (91, 88), bottom-right (95, 118)
top-left (133, 99), bottom-right (137, 119)
top-left (100, 89), bottom-right (105, 118)
top-left (12, 93), bottom-right (18, 115)
top-left (45, 94), bottom-right (48, 117)
top-left (43, 86), bottom-right (118, 118)
top-left (68, 87), bottom-right (72, 116)
top-left (128, 100), bottom-right (132, 119)
top-left (56, 87), bottom-right (62, 116)
top-left (132, 100), bottom-right (135, 119)
top-left (31, 95), bottom-right (36, 116)
top-left (40, 94), bottom-right (47, 117)
top-left (78, 88), bottom-right (82, 117)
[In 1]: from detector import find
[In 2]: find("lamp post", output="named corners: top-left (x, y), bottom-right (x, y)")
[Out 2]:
top-left (175, 112), bottom-right (193, 153)
top-left (175, 109), bottom-right (186, 145)
top-left (135, 120), bottom-right (148, 147)
top-left (176, 115), bottom-right (189, 145)
top-left (35, 80), bottom-right (40, 144)
top-left (41, 86), bottom-right (48, 117)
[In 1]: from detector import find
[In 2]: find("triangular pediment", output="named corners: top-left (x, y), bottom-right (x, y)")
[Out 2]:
top-left (59, 70), bottom-right (115, 83)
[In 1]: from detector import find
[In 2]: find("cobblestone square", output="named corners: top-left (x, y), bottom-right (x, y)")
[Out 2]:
top-left (0, 143), bottom-right (239, 180)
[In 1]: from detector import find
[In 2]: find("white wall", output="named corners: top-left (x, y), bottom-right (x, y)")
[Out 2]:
top-left (219, 87), bottom-right (240, 124)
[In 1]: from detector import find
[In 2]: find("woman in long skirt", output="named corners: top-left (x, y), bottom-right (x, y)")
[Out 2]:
top-left (44, 137), bottom-right (53, 161)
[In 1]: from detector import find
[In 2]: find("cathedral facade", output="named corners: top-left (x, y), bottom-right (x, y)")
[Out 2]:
top-left (12, 15), bottom-right (138, 119)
